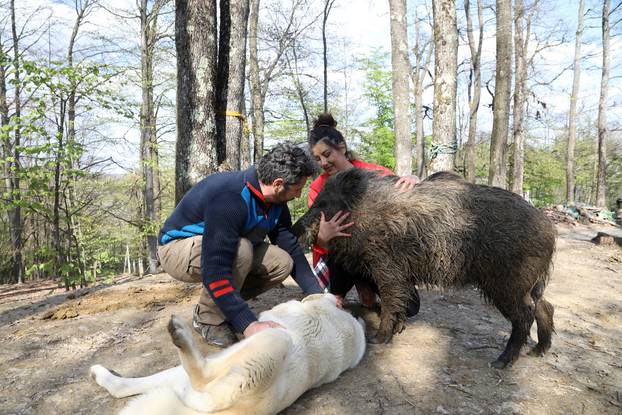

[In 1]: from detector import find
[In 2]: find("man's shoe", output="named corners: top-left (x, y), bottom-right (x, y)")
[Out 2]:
top-left (192, 307), bottom-right (237, 347)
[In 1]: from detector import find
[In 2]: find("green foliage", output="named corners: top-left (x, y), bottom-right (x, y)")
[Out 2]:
top-left (354, 49), bottom-right (399, 170)
top-left (523, 142), bottom-right (566, 207)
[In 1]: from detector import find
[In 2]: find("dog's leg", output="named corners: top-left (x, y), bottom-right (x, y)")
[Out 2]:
top-left (167, 315), bottom-right (210, 389)
top-left (172, 324), bottom-right (293, 413)
top-left (90, 364), bottom-right (186, 398)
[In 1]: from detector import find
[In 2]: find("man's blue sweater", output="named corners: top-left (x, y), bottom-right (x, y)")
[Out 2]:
top-left (159, 166), bottom-right (322, 332)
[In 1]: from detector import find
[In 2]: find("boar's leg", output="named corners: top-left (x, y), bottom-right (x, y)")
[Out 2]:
top-left (527, 280), bottom-right (554, 357)
top-left (491, 291), bottom-right (536, 368)
top-left (327, 258), bottom-right (356, 297)
top-left (369, 280), bottom-right (411, 344)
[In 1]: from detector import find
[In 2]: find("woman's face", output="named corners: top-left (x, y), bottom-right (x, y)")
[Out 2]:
top-left (312, 140), bottom-right (352, 175)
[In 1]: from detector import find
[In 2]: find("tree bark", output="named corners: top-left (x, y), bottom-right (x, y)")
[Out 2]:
top-left (510, 0), bottom-right (533, 195)
top-left (140, 0), bottom-right (165, 274)
top-left (464, 0), bottom-right (483, 183)
top-left (175, 0), bottom-right (219, 203)
top-left (595, 0), bottom-right (609, 208)
top-left (248, 0), bottom-right (264, 162)
top-left (389, 0), bottom-right (412, 176)
top-left (565, 0), bottom-right (584, 205)
top-left (430, 0), bottom-right (458, 173)
top-left (321, 0), bottom-right (335, 112)
top-left (411, 14), bottom-right (433, 179)
top-left (9, 0), bottom-right (24, 284)
top-left (488, 0), bottom-right (512, 188)
top-left (216, 0), bottom-right (250, 170)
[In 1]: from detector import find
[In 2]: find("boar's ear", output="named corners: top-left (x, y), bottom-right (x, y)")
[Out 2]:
top-left (330, 168), bottom-right (369, 210)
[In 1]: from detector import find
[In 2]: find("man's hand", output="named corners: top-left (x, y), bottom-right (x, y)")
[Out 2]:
top-left (394, 175), bottom-right (420, 192)
top-left (316, 210), bottom-right (355, 249)
top-left (243, 320), bottom-right (283, 338)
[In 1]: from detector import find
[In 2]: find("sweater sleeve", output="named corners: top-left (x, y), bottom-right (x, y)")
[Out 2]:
top-left (269, 207), bottom-right (323, 294)
top-left (202, 191), bottom-right (258, 333)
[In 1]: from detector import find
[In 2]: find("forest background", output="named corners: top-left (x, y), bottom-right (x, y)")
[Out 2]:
top-left (1, 0), bottom-right (620, 289)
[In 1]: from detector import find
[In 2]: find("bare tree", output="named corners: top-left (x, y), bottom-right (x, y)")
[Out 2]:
top-left (321, 0), bottom-right (336, 112)
top-left (175, 0), bottom-right (218, 203)
top-left (510, 0), bottom-right (536, 195)
top-left (8, 0), bottom-right (24, 283)
top-left (138, 0), bottom-right (169, 274)
top-left (215, 0), bottom-right (250, 170)
top-left (595, 0), bottom-right (610, 208)
top-left (464, 0), bottom-right (484, 183)
top-left (389, 0), bottom-right (412, 176)
top-left (411, 9), bottom-right (433, 179)
top-left (565, 0), bottom-right (584, 205)
top-left (247, 0), bottom-right (317, 162)
top-left (248, 0), bottom-right (262, 160)
top-left (488, 0), bottom-right (512, 188)
top-left (430, 0), bottom-right (458, 173)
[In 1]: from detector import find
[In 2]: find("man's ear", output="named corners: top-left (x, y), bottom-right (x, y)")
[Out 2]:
top-left (272, 178), bottom-right (285, 189)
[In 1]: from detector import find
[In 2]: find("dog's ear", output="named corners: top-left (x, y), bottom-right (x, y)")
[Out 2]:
top-left (301, 293), bottom-right (326, 303)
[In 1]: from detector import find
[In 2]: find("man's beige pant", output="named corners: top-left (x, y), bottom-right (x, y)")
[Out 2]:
top-left (157, 236), bottom-right (293, 327)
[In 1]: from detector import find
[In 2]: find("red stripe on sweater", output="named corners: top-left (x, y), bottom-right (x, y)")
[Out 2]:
top-left (213, 286), bottom-right (234, 298)
top-left (208, 280), bottom-right (230, 290)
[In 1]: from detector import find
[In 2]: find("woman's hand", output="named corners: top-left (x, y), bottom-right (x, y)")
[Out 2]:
top-left (316, 210), bottom-right (355, 249)
top-left (394, 175), bottom-right (420, 192)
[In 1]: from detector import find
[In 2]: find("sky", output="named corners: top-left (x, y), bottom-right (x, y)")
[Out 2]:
top-left (15, 0), bottom-right (622, 172)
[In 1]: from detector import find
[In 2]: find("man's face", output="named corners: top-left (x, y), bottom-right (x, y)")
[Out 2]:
top-left (272, 177), bottom-right (308, 203)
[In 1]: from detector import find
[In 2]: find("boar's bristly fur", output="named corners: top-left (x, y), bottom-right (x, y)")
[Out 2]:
top-left (293, 168), bottom-right (556, 369)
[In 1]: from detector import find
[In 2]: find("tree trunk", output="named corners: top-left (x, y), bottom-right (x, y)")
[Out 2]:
top-left (430, 0), bottom-right (458, 173)
top-left (216, 0), bottom-right (250, 170)
top-left (411, 15), bottom-right (432, 179)
top-left (464, 0), bottom-right (483, 183)
top-left (175, 0), bottom-right (219, 203)
top-left (488, 0), bottom-right (512, 188)
top-left (389, 0), bottom-right (412, 176)
top-left (248, 0), bottom-right (263, 162)
top-left (322, 0), bottom-right (335, 112)
top-left (511, 0), bottom-right (531, 195)
top-left (288, 45), bottom-right (311, 135)
top-left (140, 0), bottom-right (163, 274)
top-left (566, 0), bottom-right (584, 205)
top-left (66, 0), bottom-right (92, 286)
top-left (595, 0), bottom-right (609, 208)
top-left (9, 0), bottom-right (24, 284)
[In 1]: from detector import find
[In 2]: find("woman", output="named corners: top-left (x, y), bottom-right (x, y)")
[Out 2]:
top-left (307, 113), bottom-right (420, 313)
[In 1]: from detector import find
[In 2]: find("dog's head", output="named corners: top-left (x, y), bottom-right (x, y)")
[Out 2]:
top-left (301, 292), bottom-right (337, 307)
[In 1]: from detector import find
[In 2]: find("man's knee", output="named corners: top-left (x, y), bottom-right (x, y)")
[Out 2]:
top-left (270, 248), bottom-right (293, 281)
top-left (233, 239), bottom-right (254, 283)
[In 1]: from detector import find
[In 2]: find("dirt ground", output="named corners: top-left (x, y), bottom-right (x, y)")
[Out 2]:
top-left (1, 223), bottom-right (621, 415)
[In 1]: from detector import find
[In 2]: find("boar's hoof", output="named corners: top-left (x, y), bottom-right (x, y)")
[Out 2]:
top-left (527, 345), bottom-right (546, 357)
top-left (490, 358), bottom-right (511, 369)
top-left (393, 320), bottom-right (406, 334)
top-left (370, 329), bottom-right (394, 344)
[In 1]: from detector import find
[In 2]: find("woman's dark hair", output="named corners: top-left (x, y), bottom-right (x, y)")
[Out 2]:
top-left (308, 113), bottom-right (355, 161)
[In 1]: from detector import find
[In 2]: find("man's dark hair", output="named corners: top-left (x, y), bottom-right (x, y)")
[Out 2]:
top-left (257, 141), bottom-right (317, 186)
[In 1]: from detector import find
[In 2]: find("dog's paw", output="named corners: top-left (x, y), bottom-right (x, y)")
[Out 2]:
top-left (168, 315), bottom-right (192, 349)
top-left (90, 364), bottom-right (111, 386)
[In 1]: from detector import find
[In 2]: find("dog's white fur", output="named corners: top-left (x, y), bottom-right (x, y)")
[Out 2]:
top-left (90, 293), bottom-right (366, 415)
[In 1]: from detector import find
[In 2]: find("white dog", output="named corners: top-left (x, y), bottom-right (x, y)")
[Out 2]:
top-left (90, 293), bottom-right (366, 415)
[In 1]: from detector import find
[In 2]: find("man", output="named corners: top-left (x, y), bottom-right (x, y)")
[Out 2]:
top-left (158, 142), bottom-right (323, 347)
